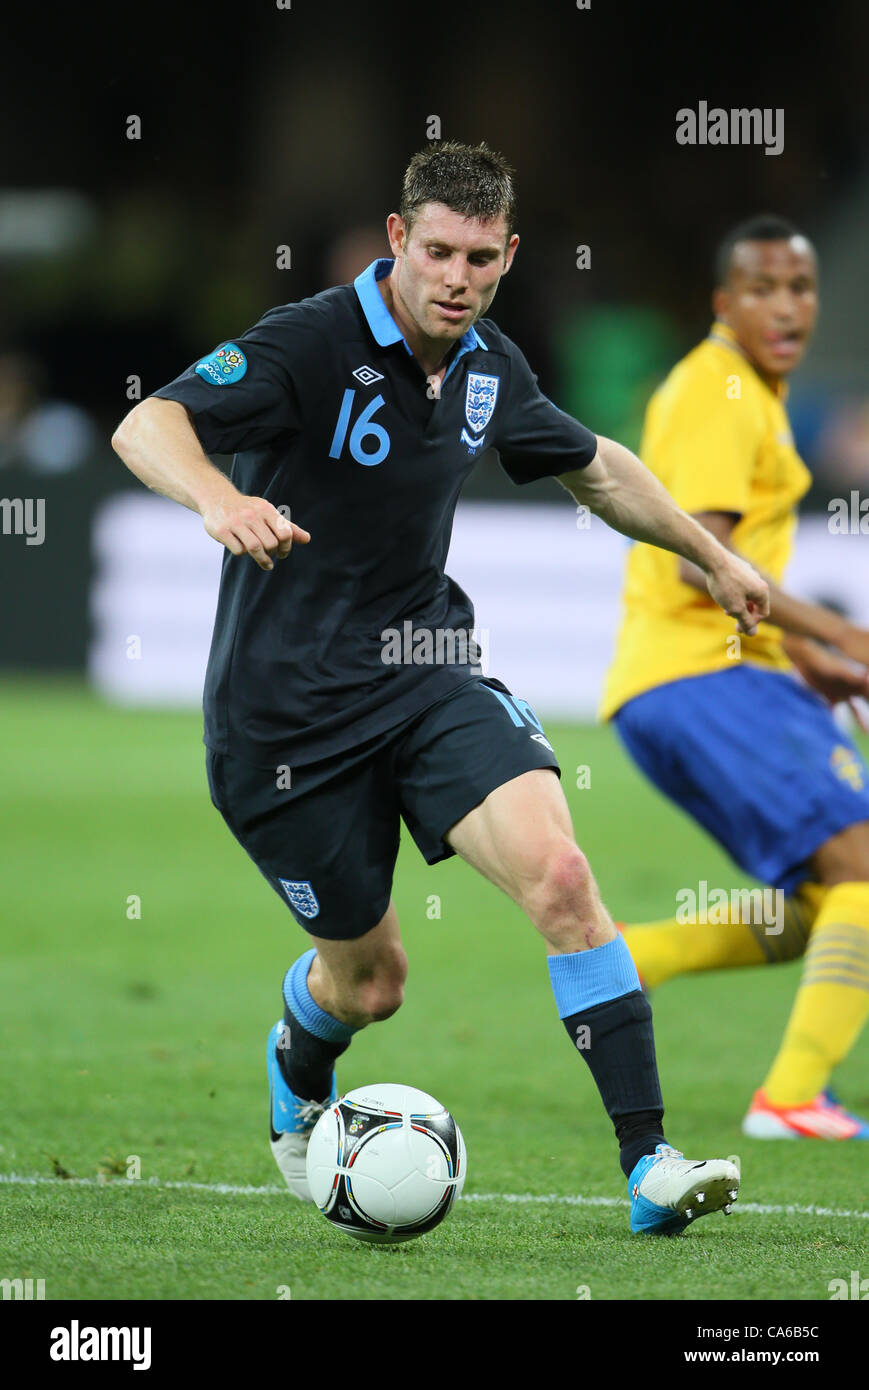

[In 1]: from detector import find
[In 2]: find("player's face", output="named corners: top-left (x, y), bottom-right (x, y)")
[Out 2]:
top-left (713, 237), bottom-right (818, 379)
top-left (387, 204), bottom-right (518, 346)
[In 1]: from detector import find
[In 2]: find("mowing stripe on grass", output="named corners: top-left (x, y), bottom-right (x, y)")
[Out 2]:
top-left (1, 1172), bottom-right (868, 1222)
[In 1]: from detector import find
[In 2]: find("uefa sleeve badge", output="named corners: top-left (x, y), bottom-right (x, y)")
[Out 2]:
top-left (195, 342), bottom-right (248, 386)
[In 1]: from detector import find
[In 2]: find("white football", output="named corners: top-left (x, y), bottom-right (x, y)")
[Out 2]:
top-left (306, 1082), bottom-right (467, 1243)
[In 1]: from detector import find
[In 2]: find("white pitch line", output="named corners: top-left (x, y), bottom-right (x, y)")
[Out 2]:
top-left (1, 1172), bottom-right (868, 1222)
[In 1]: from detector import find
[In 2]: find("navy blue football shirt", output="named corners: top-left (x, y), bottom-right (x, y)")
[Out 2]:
top-left (152, 258), bottom-right (598, 767)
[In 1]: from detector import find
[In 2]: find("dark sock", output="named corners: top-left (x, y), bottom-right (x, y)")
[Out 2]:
top-left (276, 1003), bottom-right (351, 1102)
top-left (615, 1111), bottom-right (669, 1179)
top-left (562, 990), bottom-right (668, 1177)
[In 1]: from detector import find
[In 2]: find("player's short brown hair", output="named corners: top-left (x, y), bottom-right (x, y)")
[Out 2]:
top-left (399, 140), bottom-right (517, 242)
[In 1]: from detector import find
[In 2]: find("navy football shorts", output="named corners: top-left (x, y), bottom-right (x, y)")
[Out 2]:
top-left (613, 665), bottom-right (869, 896)
top-left (205, 676), bottom-right (561, 940)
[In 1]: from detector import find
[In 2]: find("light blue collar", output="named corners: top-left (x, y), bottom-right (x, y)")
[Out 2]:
top-left (353, 258), bottom-right (487, 378)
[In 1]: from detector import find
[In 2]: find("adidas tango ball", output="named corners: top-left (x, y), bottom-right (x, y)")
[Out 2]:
top-left (305, 1082), bottom-right (466, 1243)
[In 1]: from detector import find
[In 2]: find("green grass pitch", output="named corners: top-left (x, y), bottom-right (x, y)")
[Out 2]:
top-left (1, 677), bottom-right (867, 1301)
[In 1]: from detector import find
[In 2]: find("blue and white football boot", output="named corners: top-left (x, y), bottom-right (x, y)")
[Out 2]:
top-left (628, 1143), bottom-right (740, 1235)
top-left (267, 1021), bottom-right (337, 1201)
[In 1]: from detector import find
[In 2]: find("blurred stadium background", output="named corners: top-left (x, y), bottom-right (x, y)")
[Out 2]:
top-left (3, 0), bottom-right (869, 710)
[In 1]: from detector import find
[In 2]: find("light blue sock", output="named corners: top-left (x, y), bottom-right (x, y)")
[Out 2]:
top-left (547, 935), bottom-right (641, 1019)
top-left (282, 948), bottom-right (357, 1042)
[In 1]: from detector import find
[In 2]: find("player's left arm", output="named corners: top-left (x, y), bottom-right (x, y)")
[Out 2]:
top-left (558, 434), bottom-right (769, 635)
top-left (678, 510), bottom-right (869, 708)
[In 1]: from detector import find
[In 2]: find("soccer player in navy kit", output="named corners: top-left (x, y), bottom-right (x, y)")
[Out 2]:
top-left (112, 142), bottom-right (768, 1234)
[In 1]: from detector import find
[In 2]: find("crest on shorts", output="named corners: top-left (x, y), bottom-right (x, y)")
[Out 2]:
top-left (279, 878), bottom-right (320, 919)
top-left (464, 372), bottom-right (499, 434)
top-left (830, 744), bottom-right (865, 792)
top-left (195, 342), bottom-right (247, 386)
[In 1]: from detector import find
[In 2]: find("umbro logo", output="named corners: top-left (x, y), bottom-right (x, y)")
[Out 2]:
top-left (352, 365), bottom-right (384, 386)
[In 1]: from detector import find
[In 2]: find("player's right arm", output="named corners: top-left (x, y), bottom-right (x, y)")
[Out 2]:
top-left (112, 397), bottom-right (309, 572)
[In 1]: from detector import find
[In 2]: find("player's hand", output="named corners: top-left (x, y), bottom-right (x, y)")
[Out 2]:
top-left (791, 636), bottom-right (869, 699)
top-left (200, 492), bottom-right (310, 571)
top-left (787, 635), bottom-right (869, 706)
top-left (835, 623), bottom-right (869, 670)
top-left (705, 551), bottom-right (769, 635)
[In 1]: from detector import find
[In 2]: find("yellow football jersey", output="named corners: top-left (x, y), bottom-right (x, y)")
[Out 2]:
top-left (600, 321), bottom-right (812, 720)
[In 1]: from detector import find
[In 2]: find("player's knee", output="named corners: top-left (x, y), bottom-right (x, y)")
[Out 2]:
top-left (526, 841), bottom-right (594, 931)
top-left (818, 863), bottom-right (869, 888)
top-left (812, 825), bottom-right (869, 886)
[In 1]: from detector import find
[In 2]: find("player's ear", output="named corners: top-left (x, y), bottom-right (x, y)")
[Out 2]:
top-left (712, 285), bottom-right (729, 322)
top-left (502, 234), bottom-right (520, 274)
top-left (386, 213), bottom-right (406, 257)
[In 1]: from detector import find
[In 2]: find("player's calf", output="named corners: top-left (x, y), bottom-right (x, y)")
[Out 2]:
top-left (449, 771), bottom-right (675, 1201)
top-left (268, 1021), bottom-right (339, 1201)
top-left (268, 923), bottom-right (408, 1196)
top-left (309, 947), bottom-right (408, 1029)
top-left (269, 948), bottom-right (362, 1200)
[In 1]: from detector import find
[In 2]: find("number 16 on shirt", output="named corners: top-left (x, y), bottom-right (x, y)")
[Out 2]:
top-left (329, 389), bottom-right (391, 466)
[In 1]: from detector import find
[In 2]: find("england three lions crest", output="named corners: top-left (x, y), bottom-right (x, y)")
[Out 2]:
top-left (279, 878), bottom-right (320, 919)
top-left (465, 372), bottom-right (500, 434)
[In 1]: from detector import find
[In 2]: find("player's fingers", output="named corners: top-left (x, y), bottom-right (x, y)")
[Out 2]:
top-left (266, 504), bottom-right (309, 538)
top-left (275, 519), bottom-right (312, 545)
top-left (737, 579), bottom-right (768, 632)
top-left (841, 671), bottom-right (869, 698)
top-left (849, 698), bottom-right (869, 734)
top-left (258, 513), bottom-right (292, 559)
top-left (233, 523), bottom-right (277, 571)
top-left (735, 605), bottom-right (759, 636)
top-left (252, 517), bottom-right (287, 558)
top-left (219, 530), bottom-right (246, 558)
top-left (267, 510), bottom-right (311, 556)
top-left (749, 581), bottom-right (770, 620)
top-left (267, 515), bottom-right (311, 560)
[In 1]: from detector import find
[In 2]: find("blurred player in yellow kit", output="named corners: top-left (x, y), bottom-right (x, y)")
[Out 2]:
top-left (601, 216), bottom-right (869, 1138)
